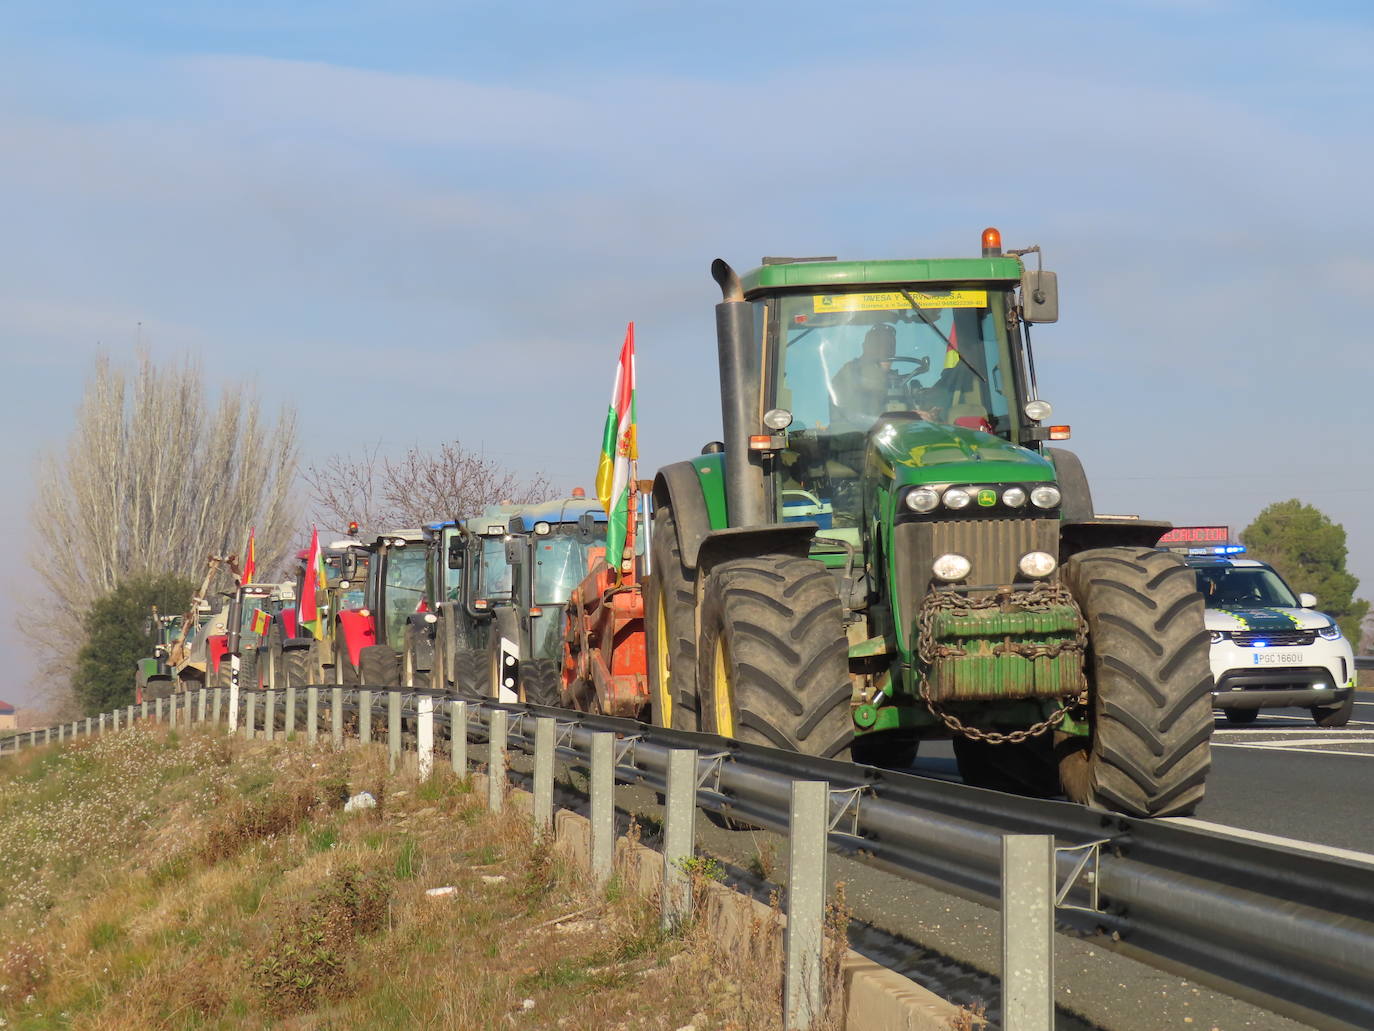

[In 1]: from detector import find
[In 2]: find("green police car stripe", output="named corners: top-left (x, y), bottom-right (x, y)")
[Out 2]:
top-left (1214, 607), bottom-right (1303, 632)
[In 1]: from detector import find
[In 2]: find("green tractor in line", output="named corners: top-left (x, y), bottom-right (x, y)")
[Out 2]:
top-left (646, 228), bottom-right (1213, 818)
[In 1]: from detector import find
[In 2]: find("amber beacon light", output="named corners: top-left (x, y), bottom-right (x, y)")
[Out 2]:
top-left (981, 226), bottom-right (1002, 257)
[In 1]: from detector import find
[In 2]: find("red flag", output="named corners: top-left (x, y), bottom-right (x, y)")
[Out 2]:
top-left (241, 527), bottom-right (257, 585)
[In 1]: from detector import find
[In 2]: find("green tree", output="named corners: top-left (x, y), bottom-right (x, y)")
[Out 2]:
top-left (72, 573), bottom-right (198, 715)
top-left (1240, 500), bottom-right (1369, 642)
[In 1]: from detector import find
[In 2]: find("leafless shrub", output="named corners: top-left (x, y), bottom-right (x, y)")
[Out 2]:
top-left (304, 438), bottom-right (551, 536)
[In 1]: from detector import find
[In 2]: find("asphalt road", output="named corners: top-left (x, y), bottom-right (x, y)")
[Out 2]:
top-left (565, 695), bottom-right (1374, 1030)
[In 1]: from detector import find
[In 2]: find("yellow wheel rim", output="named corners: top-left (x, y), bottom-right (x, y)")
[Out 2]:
top-left (653, 584), bottom-right (672, 726)
top-left (712, 634), bottom-right (735, 738)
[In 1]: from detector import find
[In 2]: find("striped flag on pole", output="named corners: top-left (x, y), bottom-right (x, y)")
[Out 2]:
top-left (241, 526), bottom-right (256, 585)
top-left (595, 323), bottom-right (637, 571)
top-left (298, 526), bottom-right (327, 639)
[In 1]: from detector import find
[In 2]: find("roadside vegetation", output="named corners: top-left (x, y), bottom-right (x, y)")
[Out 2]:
top-left (0, 727), bottom-right (816, 1030)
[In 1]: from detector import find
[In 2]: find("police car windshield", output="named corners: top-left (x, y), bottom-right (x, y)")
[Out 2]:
top-left (1193, 567), bottom-right (1299, 608)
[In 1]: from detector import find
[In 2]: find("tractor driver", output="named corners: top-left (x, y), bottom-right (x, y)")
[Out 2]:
top-left (830, 323), bottom-right (897, 429)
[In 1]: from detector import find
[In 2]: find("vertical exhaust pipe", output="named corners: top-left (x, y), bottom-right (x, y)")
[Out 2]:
top-left (711, 259), bottom-right (768, 527)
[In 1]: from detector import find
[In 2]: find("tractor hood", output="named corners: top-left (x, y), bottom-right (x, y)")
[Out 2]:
top-left (868, 418), bottom-right (1056, 487)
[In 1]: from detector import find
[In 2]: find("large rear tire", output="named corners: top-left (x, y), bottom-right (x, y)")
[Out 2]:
top-left (1059, 548), bottom-right (1213, 818)
top-left (523, 658), bottom-right (563, 707)
top-left (1312, 693), bottom-right (1354, 728)
top-left (695, 555), bottom-right (853, 759)
top-left (646, 506), bottom-right (698, 731)
top-left (359, 645), bottom-right (399, 686)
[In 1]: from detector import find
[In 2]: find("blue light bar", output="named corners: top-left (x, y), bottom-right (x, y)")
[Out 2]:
top-left (1185, 544), bottom-right (1247, 556)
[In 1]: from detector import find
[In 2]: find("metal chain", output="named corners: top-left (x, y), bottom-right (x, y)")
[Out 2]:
top-left (915, 582), bottom-right (1086, 744)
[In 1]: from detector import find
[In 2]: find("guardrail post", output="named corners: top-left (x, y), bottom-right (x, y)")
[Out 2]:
top-left (212, 689), bottom-right (222, 727)
top-left (264, 689), bottom-right (276, 741)
top-left (662, 748), bottom-right (698, 930)
top-left (102, 712), bottom-right (109, 733)
top-left (244, 691), bottom-right (256, 740)
top-left (141, 699), bottom-right (148, 721)
top-left (358, 689), bottom-right (371, 745)
top-left (44, 727), bottom-right (51, 745)
top-left (1002, 834), bottom-right (1055, 1031)
top-left (58, 723), bottom-right (65, 743)
top-left (285, 686), bottom-right (296, 736)
top-left (331, 687), bottom-right (343, 748)
top-left (85, 717), bottom-right (92, 737)
top-left (785, 780), bottom-right (827, 1031)
top-left (155, 697), bottom-right (164, 724)
top-left (388, 692), bottom-right (402, 772)
top-left (487, 710), bottom-right (507, 812)
top-left (533, 717), bottom-right (555, 834)
top-left (227, 677), bottom-right (238, 732)
top-left (198, 687), bottom-right (207, 723)
top-left (450, 700), bottom-right (467, 774)
top-left (417, 695), bottom-right (434, 780)
top-left (29, 730), bottom-right (37, 748)
top-left (590, 731), bottom-right (614, 887)
top-left (306, 688), bottom-right (319, 744)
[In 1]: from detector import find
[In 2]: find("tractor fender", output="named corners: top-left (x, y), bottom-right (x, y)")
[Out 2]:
top-left (405, 613), bottom-right (436, 671)
top-left (281, 635), bottom-right (315, 652)
top-left (1045, 447), bottom-right (1095, 524)
top-left (207, 634), bottom-right (229, 673)
top-left (1060, 519), bottom-right (1175, 557)
top-left (653, 462), bottom-right (715, 571)
top-left (696, 524), bottom-right (819, 580)
top-left (336, 610), bottom-right (377, 670)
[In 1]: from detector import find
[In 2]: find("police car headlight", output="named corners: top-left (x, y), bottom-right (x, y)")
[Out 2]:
top-left (1029, 485), bottom-right (1061, 509)
top-left (1318, 624), bottom-right (1343, 641)
top-left (1210, 631), bottom-right (1226, 644)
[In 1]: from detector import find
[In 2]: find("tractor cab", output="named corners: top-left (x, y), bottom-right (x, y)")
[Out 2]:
top-left (505, 493), bottom-right (609, 704)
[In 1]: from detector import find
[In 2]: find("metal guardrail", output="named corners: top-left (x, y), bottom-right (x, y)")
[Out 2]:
top-left (6, 685), bottom-right (1373, 1030)
top-left (1355, 655), bottom-right (1373, 671)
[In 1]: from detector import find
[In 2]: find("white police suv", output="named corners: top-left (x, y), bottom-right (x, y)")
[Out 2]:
top-left (1183, 551), bottom-right (1356, 726)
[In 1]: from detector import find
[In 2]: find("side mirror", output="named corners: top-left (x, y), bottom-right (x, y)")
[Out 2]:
top-left (342, 552), bottom-right (358, 579)
top-left (1021, 270), bottom-right (1059, 324)
top-left (447, 539), bottom-right (465, 569)
top-left (1299, 592), bottom-right (1317, 608)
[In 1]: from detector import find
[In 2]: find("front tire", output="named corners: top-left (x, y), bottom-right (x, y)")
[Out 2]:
top-left (1312, 693), bottom-right (1354, 728)
top-left (646, 506), bottom-right (698, 731)
top-left (695, 555), bottom-right (852, 759)
top-left (1059, 548), bottom-right (1214, 818)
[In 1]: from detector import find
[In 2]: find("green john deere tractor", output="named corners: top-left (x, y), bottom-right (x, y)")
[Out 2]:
top-left (646, 228), bottom-right (1213, 818)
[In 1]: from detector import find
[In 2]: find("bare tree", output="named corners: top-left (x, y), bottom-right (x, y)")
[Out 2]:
top-left (304, 440), bottom-right (552, 536)
top-left (28, 352), bottom-right (299, 706)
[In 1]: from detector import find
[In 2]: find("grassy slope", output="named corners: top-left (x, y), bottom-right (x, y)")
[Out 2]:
top-left (0, 726), bottom-right (800, 1031)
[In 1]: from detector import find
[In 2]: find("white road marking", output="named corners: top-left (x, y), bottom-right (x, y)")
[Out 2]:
top-left (1167, 816), bottom-right (1374, 865)
top-left (1212, 742), bottom-right (1374, 759)
top-left (1211, 736), bottom-right (1374, 748)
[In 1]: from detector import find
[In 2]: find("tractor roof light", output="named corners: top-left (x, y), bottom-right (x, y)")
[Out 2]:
top-left (1024, 400), bottom-right (1053, 422)
top-left (534, 521), bottom-right (552, 536)
top-left (763, 408), bottom-right (794, 430)
top-left (981, 227), bottom-right (1002, 257)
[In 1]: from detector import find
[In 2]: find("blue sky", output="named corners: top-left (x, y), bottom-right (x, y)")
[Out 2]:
top-left (3, 0), bottom-right (1372, 704)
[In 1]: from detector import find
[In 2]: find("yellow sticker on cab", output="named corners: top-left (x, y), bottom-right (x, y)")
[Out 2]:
top-left (813, 290), bottom-right (988, 313)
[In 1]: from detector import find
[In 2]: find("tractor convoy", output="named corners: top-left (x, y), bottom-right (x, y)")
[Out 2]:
top-left (133, 229), bottom-right (1222, 818)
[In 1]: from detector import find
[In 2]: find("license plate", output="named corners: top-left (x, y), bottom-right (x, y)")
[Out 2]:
top-left (1253, 651), bottom-right (1302, 665)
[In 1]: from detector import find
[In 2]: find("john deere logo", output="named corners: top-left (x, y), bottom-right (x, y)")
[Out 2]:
top-left (977, 489), bottom-right (997, 507)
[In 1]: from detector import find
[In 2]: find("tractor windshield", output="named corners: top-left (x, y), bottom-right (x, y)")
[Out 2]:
top-left (477, 538), bottom-right (513, 601)
top-left (382, 545), bottom-right (428, 645)
top-left (534, 532), bottom-right (601, 605)
top-left (768, 287), bottom-right (1017, 527)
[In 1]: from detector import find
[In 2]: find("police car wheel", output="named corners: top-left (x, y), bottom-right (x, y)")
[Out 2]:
top-left (1311, 693), bottom-right (1354, 728)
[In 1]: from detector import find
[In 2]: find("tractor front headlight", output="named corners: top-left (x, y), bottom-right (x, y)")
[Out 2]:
top-left (1017, 552), bottom-right (1057, 578)
top-left (1001, 487), bottom-right (1027, 507)
top-left (905, 488), bottom-right (940, 513)
top-left (1030, 485), bottom-right (1062, 509)
top-left (943, 488), bottom-right (972, 510)
top-left (932, 554), bottom-right (972, 581)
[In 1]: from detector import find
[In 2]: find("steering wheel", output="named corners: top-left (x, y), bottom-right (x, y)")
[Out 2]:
top-left (885, 355), bottom-right (931, 408)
